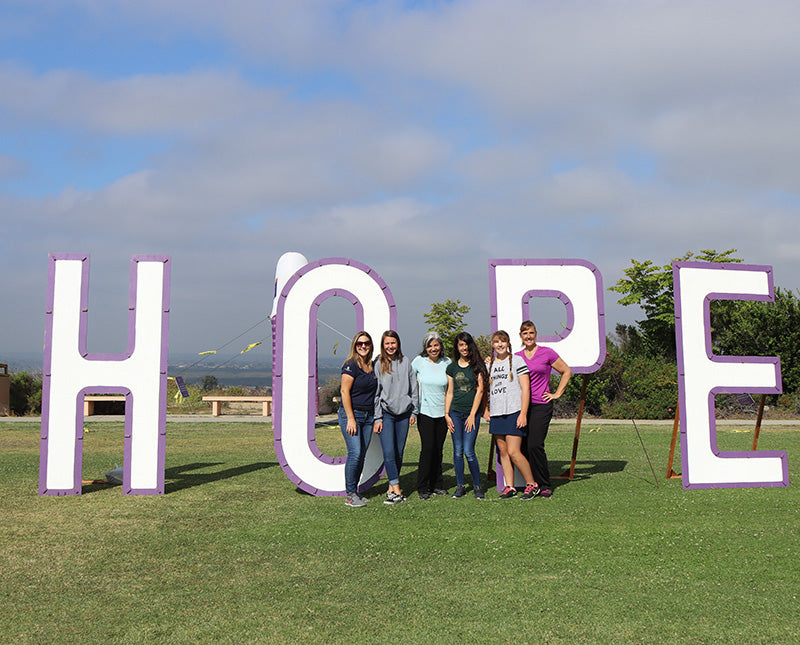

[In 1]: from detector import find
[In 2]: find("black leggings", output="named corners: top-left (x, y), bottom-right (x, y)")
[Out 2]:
top-left (416, 414), bottom-right (447, 493)
top-left (527, 402), bottom-right (554, 489)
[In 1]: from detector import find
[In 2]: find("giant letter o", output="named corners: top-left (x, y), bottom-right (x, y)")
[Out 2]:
top-left (273, 258), bottom-right (396, 496)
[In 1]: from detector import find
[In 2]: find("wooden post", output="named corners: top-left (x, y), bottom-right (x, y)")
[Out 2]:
top-left (555, 374), bottom-right (588, 480)
top-left (666, 401), bottom-right (681, 479)
top-left (486, 435), bottom-right (496, 484)
top-left (752, 394), bottom-right (767, 450)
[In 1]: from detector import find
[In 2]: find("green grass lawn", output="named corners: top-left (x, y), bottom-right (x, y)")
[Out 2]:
top-left (2, 419), bottom-right (799, 644)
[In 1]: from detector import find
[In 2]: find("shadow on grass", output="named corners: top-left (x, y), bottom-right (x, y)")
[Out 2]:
top-left (548, 459), bottom-right (628, 490)
top-left (164, 461), bottom-right (276, 493)
top-left (80, 461), bottom-right (278, 494)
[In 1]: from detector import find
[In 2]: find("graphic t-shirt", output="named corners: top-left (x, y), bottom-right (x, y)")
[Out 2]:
top-left (487, 354), bottom-right (529, 416)
top-left (446, 362), bottom-right (478, 414)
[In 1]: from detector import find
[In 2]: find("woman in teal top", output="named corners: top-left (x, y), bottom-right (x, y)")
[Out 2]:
top-left (411, 331), bottom-right (451, 499)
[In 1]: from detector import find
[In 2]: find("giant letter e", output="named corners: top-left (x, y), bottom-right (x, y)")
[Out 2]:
top-left (674, 261), bottom-right (788, 488)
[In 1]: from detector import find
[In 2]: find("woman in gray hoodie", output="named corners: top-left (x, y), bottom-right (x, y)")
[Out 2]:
top-left (373, 330), bottom-right (419, 505)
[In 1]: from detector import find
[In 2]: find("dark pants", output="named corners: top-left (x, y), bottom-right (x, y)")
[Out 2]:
top-left (416, 413), bottom-right (447, 493)
top-left (527, 401), bottom-right (554, 490)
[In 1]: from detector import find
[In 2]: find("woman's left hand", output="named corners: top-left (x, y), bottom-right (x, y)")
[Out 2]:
top-left (465, 416), bottom-right (475, 433)
top-left (373, 421), bottom-right (383, 434)
top-left (516, 413), bottom-right (527, 429)
top-left (542, 392), bottom-right (560, 402)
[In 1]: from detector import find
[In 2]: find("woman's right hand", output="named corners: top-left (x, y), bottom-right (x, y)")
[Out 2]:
top-left (373, 421), bottom-right (383, 434)
top-left (445, 413), bottom-right (454, 433)
top-left (346, 418), bottom-right (357, 435)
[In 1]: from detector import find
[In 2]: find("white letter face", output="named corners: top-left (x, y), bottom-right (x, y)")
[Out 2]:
top-left (489, 259), bottom-right (606, 488)
top-left (674, 262), bottom-right (788, 489)
top-left (273, 259), bottom-right (396, 496)
top-left (39, 254), bottom-right (171, 495)
top-left (490, 259), bottom-right (606, 373)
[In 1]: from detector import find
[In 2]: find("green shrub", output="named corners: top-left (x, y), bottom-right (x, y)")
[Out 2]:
top-left (602, 354), bottom-right (677, 419)
top-left (318, 376), bottom-right (340, 414)
top-left (9, 371), bottom-right (43, 415)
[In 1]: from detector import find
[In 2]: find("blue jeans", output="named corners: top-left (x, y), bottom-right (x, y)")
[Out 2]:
top-left (339, 407), bottom-right (374, 494)
top-left (378, 410), bottom-right (411, 486)
top-left (450, 410), bottom-right (482, 488)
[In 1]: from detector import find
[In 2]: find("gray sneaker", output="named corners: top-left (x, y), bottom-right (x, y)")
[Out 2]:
top-left (345, 493), bottom-right (365, 507)
top-left (452, 486), bottom-right (466, 498)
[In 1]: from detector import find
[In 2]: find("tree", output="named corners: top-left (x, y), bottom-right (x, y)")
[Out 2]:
top-left (201, 374), bottom-right (218, 391)
top-left (474, 334), bottom-right (491, 360)
top-left (423, 299), bottom-right (470, 356)
top-left (712, 287), bottom-right (800, 394)
top-left (610, 249), bottom-right (741, 358)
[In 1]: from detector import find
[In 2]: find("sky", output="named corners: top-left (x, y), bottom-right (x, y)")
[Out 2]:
top-left (2, 0), bottom-right (800, 366)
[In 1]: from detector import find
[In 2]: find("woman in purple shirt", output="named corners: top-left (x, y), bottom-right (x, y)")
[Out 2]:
top-left (516, 320), bottom-right (572, 498)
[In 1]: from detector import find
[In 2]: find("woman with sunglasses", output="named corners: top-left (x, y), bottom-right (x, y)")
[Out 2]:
top-left (339, 331), bottom-right (378, 508)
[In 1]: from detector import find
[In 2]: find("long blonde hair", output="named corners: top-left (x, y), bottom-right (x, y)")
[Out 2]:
top-left (344, 331), bottom-right (374, 371)
top-left (488, 330), bottom-right (514, 383)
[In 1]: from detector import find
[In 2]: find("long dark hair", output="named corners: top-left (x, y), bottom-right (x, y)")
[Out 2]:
top-left (378, 330), bottom-right (403, 374)
top-left (451, 331), bottom-right (488, 386)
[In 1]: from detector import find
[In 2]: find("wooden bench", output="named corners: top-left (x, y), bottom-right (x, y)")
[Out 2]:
top-left (84, 395), bottom-right (126, 416)
top-left (202, 396), bottom-right (273, 417)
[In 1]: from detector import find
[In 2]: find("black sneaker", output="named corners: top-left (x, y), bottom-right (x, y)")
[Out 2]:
top-left (451, 486), bottom-right (466, 498)
top-left (474, 487), bottom-right (485, 500)
top-left (384, 492), bottom-right (406, 505)
top-left (499, 486), bottom-right (517, 499)
top-left (418, 491), bottom-right (431, 500)
top-left (534, 488), bottom-right (553, 499)
top-left (432, 488), bottom-right (449, 496)
top-left (520, 483), bottom-right (538, 500)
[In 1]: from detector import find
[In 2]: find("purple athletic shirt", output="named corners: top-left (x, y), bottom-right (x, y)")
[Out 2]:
top-left (516, 346), bottom-right (560, 405)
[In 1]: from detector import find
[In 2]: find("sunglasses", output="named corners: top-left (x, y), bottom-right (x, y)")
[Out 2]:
top-left (356, 341), bottom-right (371, 348)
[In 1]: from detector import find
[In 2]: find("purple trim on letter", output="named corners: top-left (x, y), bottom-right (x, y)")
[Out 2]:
top-left (488, 258), bottom-right (606, 374)
top-left (521, 290), bottom-right (574, 342)
top-left (307, 289), bottom-right (363, 464)
top-left (273, 258), bottom-right (397, 496)
top-left (39, 254), bottom-right (171, 496)
top-left (673, 261), bottom-right (788, 489)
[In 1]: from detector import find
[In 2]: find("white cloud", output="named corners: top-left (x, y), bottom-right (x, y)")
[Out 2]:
top-left (0, 64), bottom-right (283, 135)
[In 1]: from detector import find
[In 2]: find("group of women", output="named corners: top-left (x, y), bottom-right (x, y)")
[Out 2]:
top-left (338, 322), bottom-right (572, 507)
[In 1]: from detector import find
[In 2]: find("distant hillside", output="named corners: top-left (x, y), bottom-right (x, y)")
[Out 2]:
top-left (0, 351), bottom-right (344, 388)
